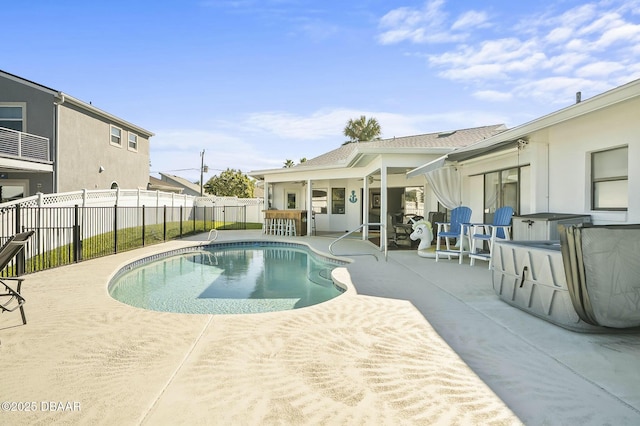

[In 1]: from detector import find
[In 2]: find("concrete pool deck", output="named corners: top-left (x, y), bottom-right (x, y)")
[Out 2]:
top-left (1, 230), bottom-right (639, 425)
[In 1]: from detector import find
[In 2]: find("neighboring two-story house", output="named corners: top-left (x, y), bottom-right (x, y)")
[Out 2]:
top-left (0, 69), bottom-right (153, 202)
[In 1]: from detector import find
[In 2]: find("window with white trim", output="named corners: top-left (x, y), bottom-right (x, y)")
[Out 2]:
top-left (591, 146), bottom-right (628, 210)
top-left (312, 189), bottom-right (328, 214)
top-left (128, 132), bottom-right (138, 151)
top-left (110, 126), bottom-right (122, 146)
top-left (0, 104), bottom-right (24, 131)
top-left (332, 188), bottom-right (345, 214)
top-left (482, 166), bottom-right (523, 222)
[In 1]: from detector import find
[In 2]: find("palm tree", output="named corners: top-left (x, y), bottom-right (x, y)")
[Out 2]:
top-left (283, 159), bottom-right (295, 168)
top-left (343, 116), bottom-right (382, 144)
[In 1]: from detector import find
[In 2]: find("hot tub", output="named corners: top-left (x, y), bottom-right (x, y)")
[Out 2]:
top-left (491, 240), bottom-right (604, 332)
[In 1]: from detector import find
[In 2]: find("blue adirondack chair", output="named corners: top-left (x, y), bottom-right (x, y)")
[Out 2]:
top-left (469, 206), bottom-right (514, 268)
top-left (435, 206), bottom-right (472, 264)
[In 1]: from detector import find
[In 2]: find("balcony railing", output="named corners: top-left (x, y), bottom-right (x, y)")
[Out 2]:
top-left (0, 127), bottom-right (51, 162)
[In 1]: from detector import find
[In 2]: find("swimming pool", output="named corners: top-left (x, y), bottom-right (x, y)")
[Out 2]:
top-left (108, 241), bottom-right (348, 314)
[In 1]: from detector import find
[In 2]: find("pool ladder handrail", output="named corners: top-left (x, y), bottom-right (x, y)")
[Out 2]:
top-left (199, 229), bottom-right (219, 246)
top-left (329, 222), bottom-right (387, 262)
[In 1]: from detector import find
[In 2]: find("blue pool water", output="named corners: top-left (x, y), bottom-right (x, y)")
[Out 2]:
top-left (109, 242), bottom-right (347, 314)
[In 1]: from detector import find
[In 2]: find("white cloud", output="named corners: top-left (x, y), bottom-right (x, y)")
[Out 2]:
top-left (546, 52), bottom-right (591, 74)
top-left (545, 27), bottom-right (574, 44)
top-left (514, 76), bottom-right (610, 104)
top-left (451, 10), bottom-right (489, 31)
top-left (473, 90), bottom-right (513, 102)
top-left (439, 63), bottom-right (508, 81)
top-left (245, 109), bottom-right (356, 140)
top-left (429, 38), bottom-right (547, 81)
top-left (556, 4), bottom-right (598, 29)
top-left (593, 23), bottom-right (640, 49)
top-left (575, 61), bottom-right (626, 78)
top-left (377, 0), bottom-right (469, 44)
top-left (379, 0), bottom-right (640, 107)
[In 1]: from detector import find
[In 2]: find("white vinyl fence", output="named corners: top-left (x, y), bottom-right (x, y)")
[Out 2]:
top-left (0, 189), bottom-right (265, 275)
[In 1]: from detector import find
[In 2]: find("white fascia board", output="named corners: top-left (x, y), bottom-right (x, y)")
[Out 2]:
top-left (406, 154), bottom-right (449, 178)
top-left (0, 157), bottom-right (54, 172)
top-left (249, 162), bottom-right (345, 179)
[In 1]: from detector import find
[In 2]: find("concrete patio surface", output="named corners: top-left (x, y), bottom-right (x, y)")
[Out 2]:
top-left (1, 230), bottom-right (639, 425)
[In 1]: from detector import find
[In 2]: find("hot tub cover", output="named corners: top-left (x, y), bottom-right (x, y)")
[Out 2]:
top-left (560, 224), bottom-right (640, 328)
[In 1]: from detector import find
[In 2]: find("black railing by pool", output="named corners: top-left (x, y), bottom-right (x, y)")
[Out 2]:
top-left (0, 204), bottom-right (247, 275)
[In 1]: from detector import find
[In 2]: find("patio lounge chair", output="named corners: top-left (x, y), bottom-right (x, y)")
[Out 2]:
top-left (469, 206), bottom-right (514, 268)
top-left (0, 231), bottom-right (35, 325)
top-left (435, 206), bottom-right (472, 264)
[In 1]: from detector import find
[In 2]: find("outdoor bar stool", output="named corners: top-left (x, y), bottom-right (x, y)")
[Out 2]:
top-left (276, 218), bottom-right (286, 235)
top-left (286, 219), bottom-right (296, 236)
top-left (269, 218), bottom-right (279, 235)
top-left (263, 217), bottom-right (271, 234)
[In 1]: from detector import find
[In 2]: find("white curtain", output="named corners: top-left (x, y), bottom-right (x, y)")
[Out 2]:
top-left (425, 166), bottom-right (461, 210)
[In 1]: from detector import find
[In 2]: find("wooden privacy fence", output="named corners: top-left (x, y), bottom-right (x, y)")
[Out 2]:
top-left (0, 204), bottom-right (247, 275)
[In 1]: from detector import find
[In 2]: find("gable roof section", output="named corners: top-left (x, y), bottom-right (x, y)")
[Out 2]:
top-left (159, 173), bottom-right (202, 195)
top-left (148, 176), bottom-right (184, 193)
top-left (447, 78), bottom-right (640, 162)
top-left (296, 124), bottom-right (506, 169)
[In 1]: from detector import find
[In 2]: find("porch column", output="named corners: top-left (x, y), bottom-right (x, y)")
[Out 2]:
top-left (380, 165), bottom-right (388, 251)
top-left (362, 175), bottom-right (369, 240)
top-left (306, 179), bottom-right (312, 236)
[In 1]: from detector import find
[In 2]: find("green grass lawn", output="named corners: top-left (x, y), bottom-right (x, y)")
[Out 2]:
top-left (19, 221), bottom-right (263, 274)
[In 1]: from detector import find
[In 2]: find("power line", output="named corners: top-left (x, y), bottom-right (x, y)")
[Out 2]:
top-left (150, 167), bottom-right (227, 173)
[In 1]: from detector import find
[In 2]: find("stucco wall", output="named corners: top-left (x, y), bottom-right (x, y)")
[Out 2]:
top-left (0, 75), bottom-right (55, 140)
top-left (57, 103), bottom-right (150, 191)
top-left (547, 96), bottom-right (639, 223)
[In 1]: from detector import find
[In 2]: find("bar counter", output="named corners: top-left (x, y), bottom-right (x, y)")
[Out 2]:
top-left (263, 210), bottom-right (308, 236)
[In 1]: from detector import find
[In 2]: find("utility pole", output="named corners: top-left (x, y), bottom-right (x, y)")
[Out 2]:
top-left (200, 149), bottom-right (205, 196)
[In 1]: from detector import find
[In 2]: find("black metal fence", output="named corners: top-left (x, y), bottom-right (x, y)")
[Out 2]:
top-left (0, 204), bottom-right (247, 276)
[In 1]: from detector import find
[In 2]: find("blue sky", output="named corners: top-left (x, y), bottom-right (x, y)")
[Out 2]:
top-left (5, 0), bottom-right (640, 182)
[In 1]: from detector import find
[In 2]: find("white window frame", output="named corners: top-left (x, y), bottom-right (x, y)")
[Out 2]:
top-left (110, 125), bottom-right (122, 147)
top-left (128, 132), bottom-right (138, 152)
top-left (331, 187), bottom-right (346, 214)
top-left (0, 179), bottom-right (29, 203)
top-left (0, 102), bottom-right (26, 132)
top-left (312, 188), bottom-right (328, 214)
top-left (285, 190), bottom-right (298, 209)
top-left (591, 145), bottom-right (628, 211)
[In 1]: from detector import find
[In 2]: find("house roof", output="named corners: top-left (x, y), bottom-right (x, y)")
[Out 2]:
top-left (300, 124), bottom-right (506, 168)
top-left (1, 69), bottom-right (154, 138)
top-left (147, 176), bottom-right (184, 193)
top-left (446, 77), bottom-right (640, 162)
top-left (251, 124), bottom-right (506, 178)
top-left (159, 173), bottom-right (203, 195)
